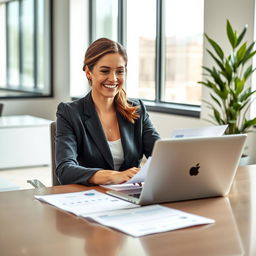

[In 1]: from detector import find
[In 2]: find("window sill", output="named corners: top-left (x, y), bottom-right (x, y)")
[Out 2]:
top-left (71, 96), bottom-right (201, 118)
top-left (0, 88), bottom-right (53, 99)
top-left (144, 101), bottom-right (200, 118)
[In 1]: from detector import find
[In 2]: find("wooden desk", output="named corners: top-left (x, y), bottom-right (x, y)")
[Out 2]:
top-left (1, 165), bottom-right (256, 256)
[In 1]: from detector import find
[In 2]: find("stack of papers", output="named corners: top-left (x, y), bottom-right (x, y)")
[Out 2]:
top-left (86, 204), bottom-right (215, 237)
top-left (35, 190), bottom-right (139, 216)
top-left (35, 190), bottom-right (215, 237)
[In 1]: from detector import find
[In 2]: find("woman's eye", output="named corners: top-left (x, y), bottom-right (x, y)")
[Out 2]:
top-left (117, 70), bottom-right (125, 74)
top-left (100, 70), bottom-right (109, 74)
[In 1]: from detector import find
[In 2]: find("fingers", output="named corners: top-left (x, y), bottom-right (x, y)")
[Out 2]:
top-left (112, 167), bottom-right (141, 184)
top-left (126, 167), bottom-right (140, 174)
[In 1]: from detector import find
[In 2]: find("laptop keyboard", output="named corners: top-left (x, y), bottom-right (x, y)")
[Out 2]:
top-left (128, 193), bottom-right (141, 198)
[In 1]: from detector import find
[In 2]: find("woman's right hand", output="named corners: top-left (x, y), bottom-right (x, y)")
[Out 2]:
top-left (111, 167), bottom-right (140, 184)
top-left (88, 167), bottom-right (140, 185)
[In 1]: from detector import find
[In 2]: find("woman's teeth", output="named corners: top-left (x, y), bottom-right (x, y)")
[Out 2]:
top-left (103, 84), bottom-right (117, 89)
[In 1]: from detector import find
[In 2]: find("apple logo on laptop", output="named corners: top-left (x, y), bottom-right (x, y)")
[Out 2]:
top-left (189, 163), bottom-right (200, 176)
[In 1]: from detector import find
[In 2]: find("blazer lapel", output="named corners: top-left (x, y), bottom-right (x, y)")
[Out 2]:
top-left (82, 93), bottom-right (114, 169)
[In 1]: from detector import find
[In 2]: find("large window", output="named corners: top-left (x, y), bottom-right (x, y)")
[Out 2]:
top-left (0, 0), bottom-right (52, 98)
top-left (73, 0), bottom-right (204, 116)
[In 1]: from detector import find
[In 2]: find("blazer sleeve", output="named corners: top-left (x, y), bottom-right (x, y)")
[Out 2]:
top-left (55, 102), bottom-right (101, 185)
top-left (139, 100), bottom-right (161, 158)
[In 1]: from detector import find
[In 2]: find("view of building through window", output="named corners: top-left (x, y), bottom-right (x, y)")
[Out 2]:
top-left (126, 0), bottom-right (203, 105)
top-left (163, 0), bottom-right (203, 105)
top-left (126, 0), bottom-right (156, 101)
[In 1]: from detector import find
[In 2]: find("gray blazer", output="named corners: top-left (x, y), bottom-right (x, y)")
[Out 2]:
top-left (56, 92), bottom-right (160, 185)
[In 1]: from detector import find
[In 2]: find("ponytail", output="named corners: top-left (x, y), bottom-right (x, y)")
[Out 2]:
top-left (115, 88), bottom-right (139, 123)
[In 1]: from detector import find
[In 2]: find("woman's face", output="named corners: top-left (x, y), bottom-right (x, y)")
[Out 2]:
top-left (86, 53), bottom-right (126, 100)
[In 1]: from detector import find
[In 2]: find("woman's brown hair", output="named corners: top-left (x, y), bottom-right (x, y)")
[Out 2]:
top-left (83, 38), bottom-right (139, 123)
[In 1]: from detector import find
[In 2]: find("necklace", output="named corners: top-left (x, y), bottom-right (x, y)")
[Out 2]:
top-left (97, 110), bottom-right (119, 139)
top-left (102, 121), bottom-right (117, 134)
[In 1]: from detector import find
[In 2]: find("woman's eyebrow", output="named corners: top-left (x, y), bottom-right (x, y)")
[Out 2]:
top-left (99, 65), bottom-right (125, 69)
top-left (99, 66), bottom-right (110, 69)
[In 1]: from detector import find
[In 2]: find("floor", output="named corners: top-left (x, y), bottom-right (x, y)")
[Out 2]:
top-left (0, 165), bottom-right (52, 191)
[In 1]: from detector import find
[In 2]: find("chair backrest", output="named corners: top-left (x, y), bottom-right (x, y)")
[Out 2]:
top-left (0, 103), bottom-right (3, 116)
top-left (50, 121), bottom-right (61, 186)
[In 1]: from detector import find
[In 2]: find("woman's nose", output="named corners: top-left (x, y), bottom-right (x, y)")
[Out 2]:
top-left (108, 72), bottom-right (117, 82)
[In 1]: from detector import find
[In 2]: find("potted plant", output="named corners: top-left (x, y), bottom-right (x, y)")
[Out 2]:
top-left (199, 20), bottom-right (256, 135)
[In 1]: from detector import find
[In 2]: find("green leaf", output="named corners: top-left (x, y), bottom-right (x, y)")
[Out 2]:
top-left (223, 60), bottom-right (233, 83)
top-left (241, 117), bottom-right (256, 131)
top-left (205, 34), bottom-right (224, 60)
top-left (242, 50), bottom-right (256, 65)
top-left (229, 53), bottom-right (238, 72)
top-left (242, 41), bottom-right (255, 60)
top-left (240, 89), bottom-right (256, 101)
top-left (212, 67), bottom-right (225, 90)
top-left (236, 24), bottom-right (248, 46)
top-left (213, 109), bottom-right (223, 124)
top-left (236, 42), bottom-right (247, 65)
top-left (234, 78), bottom-right (245, 95)
top-left (243, 65), bottom-right (253, 81)
top-left (227, 106), bottom-right (238, 119)
top-left (226, 20), bottom-right (237, 49)
top-left (239, 99), bottom-right (251, 111)
top-left (202, 66), bottom-right (213, 75)
top-left (202, 99), bottom-right (222, 113)
top-left (206, 49), bottom-right (225, 71)
top-left (232, 102), bottom-right (242, 111)
top-left (216, 87), bottom-right (229, 100)
top-left (198, 81), bottom-right (213, 89)
top-left (210, 93), bottom-right (222, 107)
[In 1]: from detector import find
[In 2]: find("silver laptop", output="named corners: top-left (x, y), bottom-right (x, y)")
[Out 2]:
top-left (107, 134), bottom-right (247, 205)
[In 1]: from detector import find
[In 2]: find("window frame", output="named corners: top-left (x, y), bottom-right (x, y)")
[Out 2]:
top-left (0, 0), bottom-right (53, 99)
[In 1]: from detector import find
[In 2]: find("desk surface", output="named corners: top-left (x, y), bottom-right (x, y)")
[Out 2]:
top-left (0, 115), bottom-right (51, 128)
top-left (1, 165), bottom-right (256, 256)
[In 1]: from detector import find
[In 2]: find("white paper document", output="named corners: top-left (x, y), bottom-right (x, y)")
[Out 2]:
top-left (85, 204), bottom-right (215, 237)
top-left (34, 189), bottom-right (139, 216)
top-left (101, 157), bottom-right (151, 191)
top-left (171, 125), bottom-right (228, 138)
top-left (125, 157), bottom-right (151, 184)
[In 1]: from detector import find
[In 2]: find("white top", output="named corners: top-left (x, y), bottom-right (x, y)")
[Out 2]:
top-left (107, 139), bottom-right (124, 170)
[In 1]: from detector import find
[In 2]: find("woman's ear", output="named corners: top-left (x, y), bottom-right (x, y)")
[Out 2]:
top-left (84, 65), bottom-right (91, 80)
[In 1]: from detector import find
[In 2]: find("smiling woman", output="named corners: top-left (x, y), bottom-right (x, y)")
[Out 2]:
top-left (55, 38), bottom-right (160, 186)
